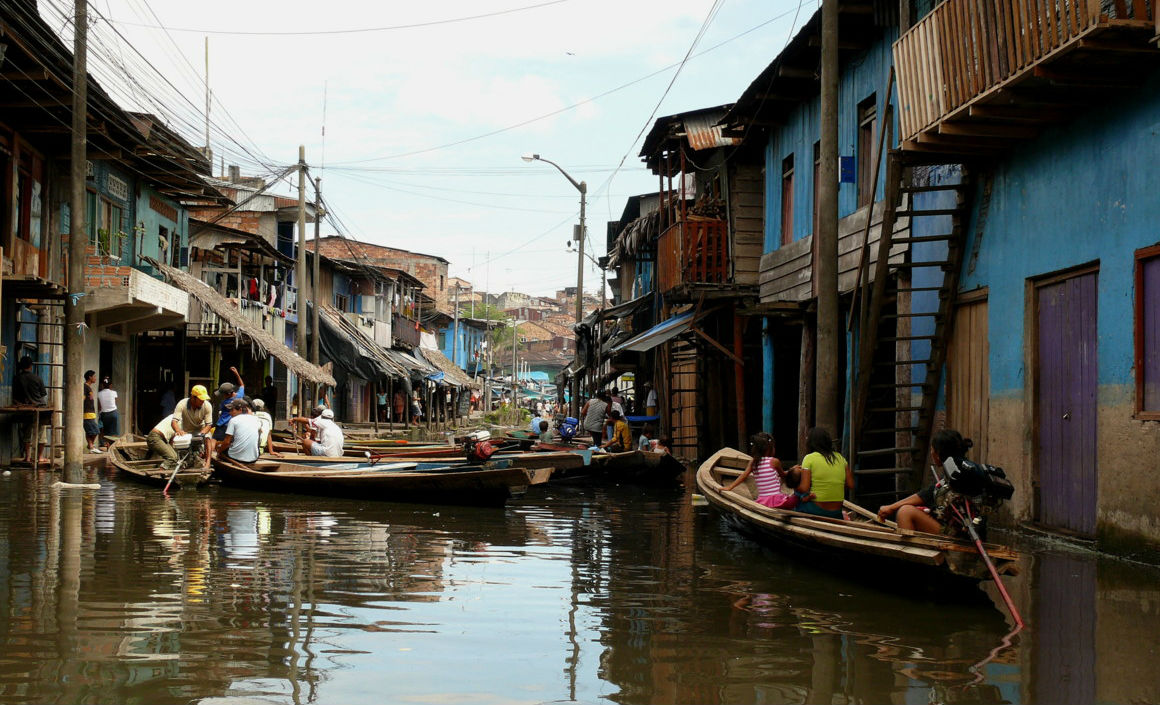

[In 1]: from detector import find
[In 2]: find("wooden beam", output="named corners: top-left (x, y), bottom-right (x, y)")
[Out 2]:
top-left (690, 325), bottom-right (744, 365)
top-left (938, 121), bottom-right (1039, 138)
top-left (778, 66), bottom-right (817, 80)
top-left (0, 70), bottom-right (51, 81)
top-left (838, 3), bottom-right (875, 12)
top-left (967, 104), bottom-right (1068, 122)
top-left (808, 35), bottom-right (870, 50)
top-left (754, 92), bottom-right (814, 101)
top-left (1031, 66), bottom-right (1140, 87)
top-left (1076, 39), bottom-right (1160, 54)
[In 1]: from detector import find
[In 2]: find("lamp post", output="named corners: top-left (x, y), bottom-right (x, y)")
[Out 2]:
top-left (522, 153), bottom-right (586, 417)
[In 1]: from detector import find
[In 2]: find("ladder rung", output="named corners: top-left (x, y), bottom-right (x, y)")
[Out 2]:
top-left (880, 335), bottom-right (937, 342)
top-left (899, 184), bottom-right (964, 193)
top-left (893, 261), bottom-right (952, 268)
top-left (858, 446), bottom-right (922, 457)
top-left (869, 381), bottom-right (929, 389)
top-left (894, 286), bottom-right (944, 293)
top-left (867, 405), bottom-right (924, 413)
top-left (892, 234), bottom-right (956, 244)
top-left (883, 312), bottom-right (942, 319)
top-left (881, 359), bottom-right (932, 366)
top-left (859, 427), bottom-right (920, 435)
top-left (854, 467), bottom-right (915, 476)
top-left (895, 208), bottom-right (962, 217)
top-left (33, 362), bottom-right (65, 367)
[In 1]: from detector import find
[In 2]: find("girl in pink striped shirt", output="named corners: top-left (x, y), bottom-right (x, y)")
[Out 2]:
top-left (723, 432), bottom-right (805, 509)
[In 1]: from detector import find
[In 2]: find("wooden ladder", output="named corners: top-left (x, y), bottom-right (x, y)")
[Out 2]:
top-left (850, 155), bottom-right (973, 504)
top-left (667, 337), bottom-right (701, 462)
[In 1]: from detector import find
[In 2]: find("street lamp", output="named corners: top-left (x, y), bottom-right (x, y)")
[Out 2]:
top-left (523, 153), bottom-right (587, 417)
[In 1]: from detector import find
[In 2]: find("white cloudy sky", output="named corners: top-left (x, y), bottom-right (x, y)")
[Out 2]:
top-left (48, 0), bottom-right (816, 297)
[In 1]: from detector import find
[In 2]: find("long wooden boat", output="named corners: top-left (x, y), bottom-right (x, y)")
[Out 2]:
top-left (107, 438), bottom-right (214, 489)
top-left (267, 449), bottom-right (589, 475)
top-left (696, 448), bottom-right (1019, 596)
top-left (212, 455), bottom-right (551, 507)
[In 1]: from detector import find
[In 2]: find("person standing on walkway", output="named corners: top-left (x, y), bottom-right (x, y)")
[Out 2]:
top-left (645, 382), bottom-right (658, 417)
top-left (97, 376), bottom-right (119, 450)
top-left (83, 370), bottom-right (100, 453)
top-left (12, 356), bottom-right (47, 464)
top-left (580, 391), bottom-right (609, 447)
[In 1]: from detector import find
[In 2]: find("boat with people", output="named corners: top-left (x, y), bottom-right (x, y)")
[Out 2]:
top-left (107, 437), bottom-right (214, 489)
top-left (696, 447), bottom-right (1019, 596)
top-left (212, 455), bottom-right (551, 507)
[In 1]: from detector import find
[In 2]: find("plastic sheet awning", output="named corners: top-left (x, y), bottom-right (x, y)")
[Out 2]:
top-left (611, 312), bottom-right (695, 353)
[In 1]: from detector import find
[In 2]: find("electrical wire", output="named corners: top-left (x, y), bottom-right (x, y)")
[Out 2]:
top-left (326, 8), bottom-right (802, 167)
top-left (105, 0), bottom-right (569, 36)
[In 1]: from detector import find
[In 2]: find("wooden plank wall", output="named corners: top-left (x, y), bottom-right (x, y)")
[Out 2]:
top-left (728, 163), bottom-right (764, 287)
top-left (757, 200), bottom-right (910, 303)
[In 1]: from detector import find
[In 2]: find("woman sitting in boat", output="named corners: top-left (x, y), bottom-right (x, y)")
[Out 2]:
top-left (722, 432), bottom-right (805, 509)
top-left (791, 427), bottom-right (853, 520)
top-left (876, 429), bottom-right (969, 533)
top-left (600, 409), bottom-right (632, 452)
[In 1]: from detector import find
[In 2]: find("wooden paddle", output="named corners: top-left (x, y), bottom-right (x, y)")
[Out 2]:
top-left (843, 499), bottom-right (899, 529)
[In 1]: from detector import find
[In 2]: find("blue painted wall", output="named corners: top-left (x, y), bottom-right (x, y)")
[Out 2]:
top-left (764, 31), bottom-right (899, 252)
top-left (134, 186), bottom-right (186, 274)
top-left (440, 323), bottom-right (488, 374)
top-left (955, 68), bottom-right (1160, 394)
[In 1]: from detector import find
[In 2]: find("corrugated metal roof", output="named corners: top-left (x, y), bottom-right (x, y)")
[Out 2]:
top-left (683, 111), bottom-right (741, 151)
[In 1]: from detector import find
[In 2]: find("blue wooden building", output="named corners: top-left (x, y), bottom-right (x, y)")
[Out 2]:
top-left (722, 0), bottom-right (1160, 553)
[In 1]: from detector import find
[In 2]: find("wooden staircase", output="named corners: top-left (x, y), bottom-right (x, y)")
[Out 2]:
top-left (850, 155), bottom-right (974, 503)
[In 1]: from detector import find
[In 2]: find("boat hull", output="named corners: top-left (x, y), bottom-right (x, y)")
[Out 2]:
top-left (107, 439), bottom-right (213, 489)
top-left (696, 447), bottom-right (1018, 598)
top-left (212, 456), bottom-right (541, 507)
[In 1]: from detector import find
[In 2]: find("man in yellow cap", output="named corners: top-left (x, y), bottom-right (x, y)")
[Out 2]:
top-left (171, 384), bottom-right (215, 467)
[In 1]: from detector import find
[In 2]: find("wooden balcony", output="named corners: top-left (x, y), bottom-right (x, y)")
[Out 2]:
top-left (894, 0), bottom-right (1158, 158)
top-left (656, 217), bottom-right (729, 297)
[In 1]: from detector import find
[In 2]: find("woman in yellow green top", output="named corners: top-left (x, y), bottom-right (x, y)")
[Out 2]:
top-left (792, 427), bottom-right (853, 519)
top-left (601, 409), bottom-right (633, 452)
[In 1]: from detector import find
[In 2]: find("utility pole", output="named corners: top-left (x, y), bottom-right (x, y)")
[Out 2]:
top-left (511, 314), bottom-right (518, 410)
top-left (452, 285), bottom-right (460, 366)
top-left (816, 0), bottom-right (841, 434)
top-left (311, 176), bottom-right (321, 368)
top-left (295, 146), bottom-right (307, 410)
top-left (572, 184), bottom-right (586, 418)
top-left (63, 0), bottom-right (89, 482)
top-left (483, 252), bottom-right (491, 410)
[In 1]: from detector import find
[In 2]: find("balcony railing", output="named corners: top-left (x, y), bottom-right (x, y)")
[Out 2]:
top-left (393, 312), bottom-right (421, 348)
top-left (656, 218), bottom-right (729, 295)
top-left (895, 0), bottom-right (1155, 144)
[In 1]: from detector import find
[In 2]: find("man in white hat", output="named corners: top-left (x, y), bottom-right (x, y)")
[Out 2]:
top-left (289, 405), bottom-right (345, 457)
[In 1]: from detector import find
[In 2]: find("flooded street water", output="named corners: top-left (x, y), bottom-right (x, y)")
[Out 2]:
top-left (1, 467), bottom-right (1158, 705)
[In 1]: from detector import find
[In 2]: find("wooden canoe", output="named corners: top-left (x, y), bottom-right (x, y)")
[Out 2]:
top-left (212, 455), bottom-right (551, 507)
top-left (696, 447), bottom-right (1019, 596)
top-left (107, 438), bottom-right (214, 489)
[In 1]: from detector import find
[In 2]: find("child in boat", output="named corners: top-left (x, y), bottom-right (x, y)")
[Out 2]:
top-left (723, 432), bottom-right (805, 509)
top-left (637, 423), bottom-right (656, 451)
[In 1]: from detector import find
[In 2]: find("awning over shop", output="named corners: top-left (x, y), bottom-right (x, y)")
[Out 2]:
top-left (417, 347), bottom-right (477, 388)
top-left (598, 292), bottom-right (654, 321)
top-left (611, 311), bottom-right (696, 353)
top-left (315, 303), bottom-right (410, 381)
top-left (384, 348), bottom-right (440, 380)
top-left (151, 260), bottom-right (336, 387)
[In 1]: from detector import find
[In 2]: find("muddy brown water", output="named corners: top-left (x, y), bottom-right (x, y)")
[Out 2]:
top-left (1, 467), bottom-right (1158, 704)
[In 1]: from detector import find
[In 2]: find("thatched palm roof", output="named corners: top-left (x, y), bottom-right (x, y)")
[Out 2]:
top-left (150, 260), bottom-right (337, 387)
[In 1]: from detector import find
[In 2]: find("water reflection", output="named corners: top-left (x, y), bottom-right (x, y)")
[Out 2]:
top-left (0, 470), bottom-right (1158, 704)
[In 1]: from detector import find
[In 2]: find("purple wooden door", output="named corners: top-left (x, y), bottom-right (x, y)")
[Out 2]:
top-left (1036, 271), bottom-right (1098, 535)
